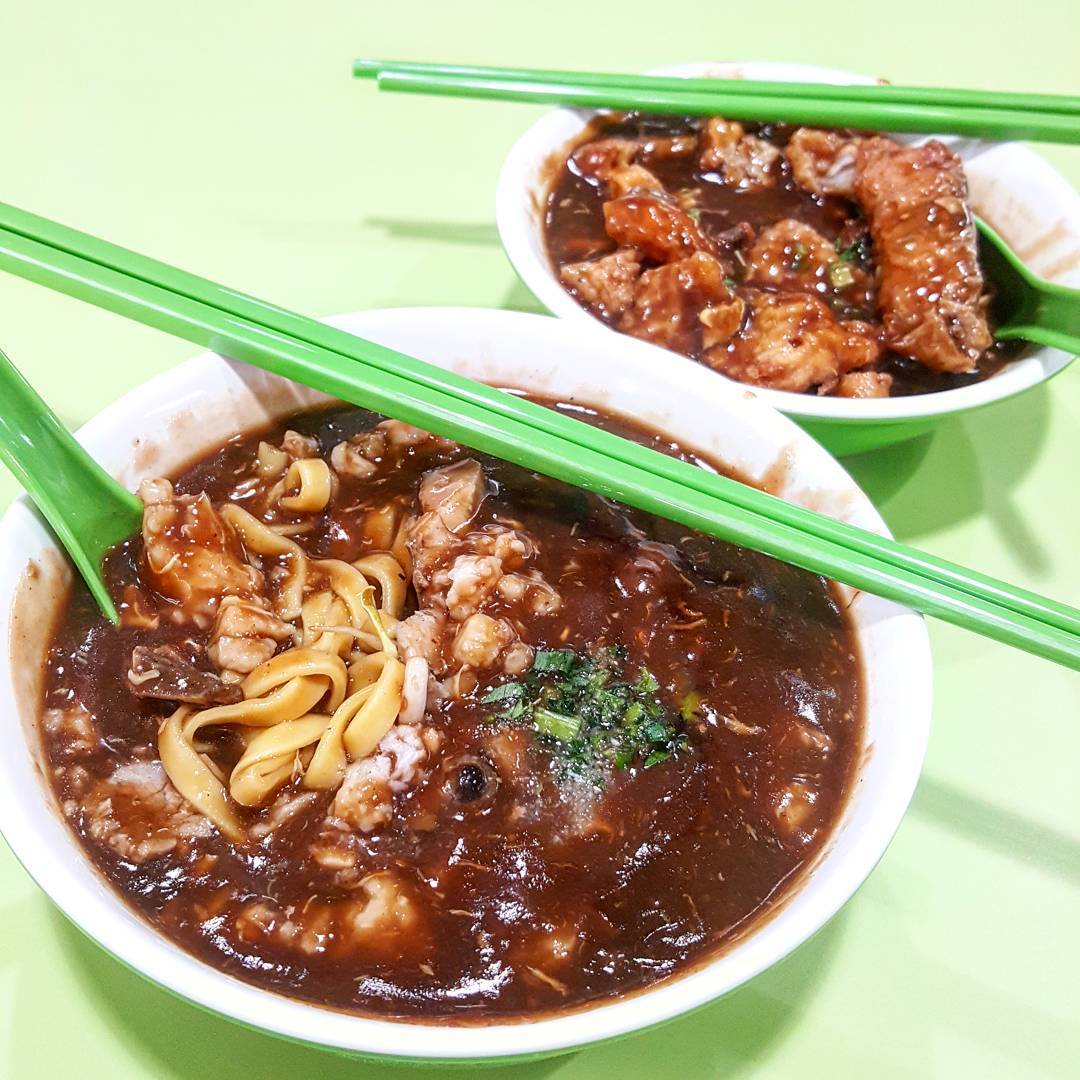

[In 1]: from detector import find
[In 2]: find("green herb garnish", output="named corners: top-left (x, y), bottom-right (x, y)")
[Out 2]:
top-left (480, 682), bottom-right (525, 705)
top-left (533, 707), bottom-right (583, 742)
top-left (836, 234), bottom-right (871, 266)
top-left (483, 646), bottom-right (687, 781)
top-left (790, 242), bottom-right (809, 272)
top-left (532, 648), bottom-right (578, 674)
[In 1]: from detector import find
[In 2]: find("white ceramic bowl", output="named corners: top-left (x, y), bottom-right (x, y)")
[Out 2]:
top-left (496, 61), bottom-right (1080, 454)
top-left (0, 308), bottom-right (931, 1063)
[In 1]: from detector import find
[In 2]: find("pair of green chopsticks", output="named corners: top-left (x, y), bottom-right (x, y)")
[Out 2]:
top-left (354, 60), bottom-right (1080, 145)
top-left (0, 200), bottom-right (1078, 669)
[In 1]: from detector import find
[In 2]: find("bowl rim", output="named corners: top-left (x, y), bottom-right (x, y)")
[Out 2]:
top-left (495, 59), bottom-right (1080, 424)
top-left (0, 306), bottom-right (933, 1061)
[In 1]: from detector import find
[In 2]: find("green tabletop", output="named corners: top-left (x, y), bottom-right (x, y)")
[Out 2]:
top-left (1, 2), bottom-right (1077, 1077)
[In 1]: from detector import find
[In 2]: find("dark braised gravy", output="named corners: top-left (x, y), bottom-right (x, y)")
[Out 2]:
top-left (42, 403), bottom-right (861, 1019)
top-left (545, 114), bottom-right (1021, 397)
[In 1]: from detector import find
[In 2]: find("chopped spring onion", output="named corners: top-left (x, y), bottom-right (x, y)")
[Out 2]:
top-left (532, 649), bottom-right (578, 674)
top-left (483, 646), bottom-right (687, 777)
top-left (533, 707), bottom-right (583, 742)
top-left (480, 681), bottom-right (525, 705)
top-left (828, 262), bottom-right (856, 290)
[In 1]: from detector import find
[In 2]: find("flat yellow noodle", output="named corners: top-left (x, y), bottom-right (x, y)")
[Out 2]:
top-left (280, 458), bottom-right (334, 513)
top-left (256, 441), bottom-right (289, 477)
top-left (230, 714), bottom-right (331, 806)
top-left (348, 650), bottom-right (389, 694)
top-left (354, 552), bottom-right (408, 619)
top-left (241, 647), bottom-right (348, 712)
top-left (305, 654), bottom-right (404, 789)
top-left (317, 558), bottom-right (398, 656)
top-left (390, 515), bottom-right (412, 580)
top-left (158, 649), bottom-right (346, 830)
top-left (156, 487), bottom-right (413, 841)
top-left (221, 504), bottom-right (307, 620)
top-left (342, 656), bottom-right (404, 759)
top-left (159, 706), bottom-right (244, 841)
top-left (301, 590), bottom-right (354, 657)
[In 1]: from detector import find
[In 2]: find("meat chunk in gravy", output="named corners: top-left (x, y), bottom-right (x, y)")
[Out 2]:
top-left (402, 461), bottom-right (561, 684)
top-left (603, 193), bottom-right (711, 263)
top-left (786, 128), bottom-right (862, 198)
top-left (571, 137), bottom-right (667, 198)
top-left (707, 291), bottom-right (881, 393)
top-left (206, 595), bottom-right (294, 678)
top-left (571, 134), bottom-right (697, 198)
top-left (74, 759), bottom-right (212, 863)
top-left (620, 251), bottom-right (744, 356)
top-left (331, 419), bottom-right (454, 481)
top-left (700, 118), bottom-right (780, 190)
top-left (127, 643), bottom-right (243, 705)
top-left (235, 870), bottom-right (424, 961)
top-left (559, 247), bottom-right (642, 322)
top-left (139, 478), bottom-right (262, 624)
top-left (835, 370), bottom-right (894, 398)
top-left (855, 137), bottom-right (992, 372)
top-left (746, 219), bottom-right (868, 298)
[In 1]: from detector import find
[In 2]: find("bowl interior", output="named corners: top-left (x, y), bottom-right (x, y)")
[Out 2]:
top-left (495, 60), bottom-right (1080, 427)
top-left (0, 307), bottom-right (931, 1061)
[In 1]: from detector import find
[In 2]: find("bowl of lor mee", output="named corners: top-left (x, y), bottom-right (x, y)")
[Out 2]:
top-left (497, 61), bottom-right (1080, 455)
top-left (0, 308), bottom-right (930, 1063)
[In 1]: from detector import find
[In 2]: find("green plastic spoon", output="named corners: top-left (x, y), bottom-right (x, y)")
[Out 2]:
top-left (0, 346), bottom-right (142, 623)
top-left (977, 219), bottom-right (1080, 355)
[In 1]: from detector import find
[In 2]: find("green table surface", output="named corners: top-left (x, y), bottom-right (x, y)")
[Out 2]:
top-left (1, 2), bottom-right (1077, 1077)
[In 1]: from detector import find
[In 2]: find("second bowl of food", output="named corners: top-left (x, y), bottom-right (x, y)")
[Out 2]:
top-left (0, 308), bottom-right (930, 1062)
top-left (497, 61), bottom-right (1080, 454)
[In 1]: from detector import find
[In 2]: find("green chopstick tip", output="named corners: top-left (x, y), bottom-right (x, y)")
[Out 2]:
top-left (352, 59), bottom-right (381, 78)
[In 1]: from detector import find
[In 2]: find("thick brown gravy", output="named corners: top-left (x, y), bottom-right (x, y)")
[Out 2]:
top-left (545, 114), bottom-right (1023, 397)
top-left (41, 401), bottom-right (862, 1019)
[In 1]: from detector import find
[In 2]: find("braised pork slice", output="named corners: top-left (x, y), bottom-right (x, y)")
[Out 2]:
top-left (127, 644), bottom-right (243, 706)
top-left (620, 251), bottom-right (744, 356)
top-left (571, 135), bottom-right (697, 198)
top-left (559, 248), bottom-right (643, 322)
top-left (854, 137), bottom-right (992, 372)
top-left (139, 478), bottom-right (263, 624)
top-left (603, 193), bottom-right (711, 263)
top-left (746, 219), bottom-right (869, 298)
top-left (706, 291), bottom-right (881, 393)
top-left (786, 128), bottom-right (862, 198)
top-left (699, 118), bottom-right (780, 190)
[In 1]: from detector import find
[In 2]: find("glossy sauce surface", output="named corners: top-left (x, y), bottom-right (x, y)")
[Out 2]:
top-left (545, 114), bottom-right (1021, 396)
top-left (42, 403), bottom-right (862, 1019)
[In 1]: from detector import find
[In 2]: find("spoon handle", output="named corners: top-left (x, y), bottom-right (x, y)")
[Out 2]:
top-left (0, 347), bottom-right (142, 621)
top-left (1009, 280), bottom-right (1080, 356)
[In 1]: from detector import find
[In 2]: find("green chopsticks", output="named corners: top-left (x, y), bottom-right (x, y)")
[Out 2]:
top-left (0, 202), bottom-right (1077, 669)
top-left (354, 60), bottom-right (1080, 115)
top-left (353, 60), bottom-right (1080, 145)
